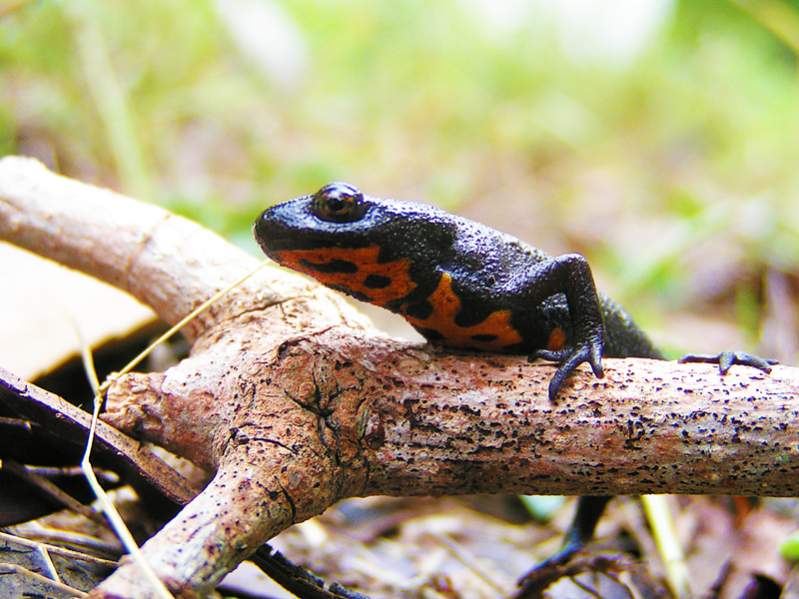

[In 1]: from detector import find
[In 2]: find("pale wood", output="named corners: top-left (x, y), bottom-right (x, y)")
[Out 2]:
top-left (0, 156), bottom-right (369, 341)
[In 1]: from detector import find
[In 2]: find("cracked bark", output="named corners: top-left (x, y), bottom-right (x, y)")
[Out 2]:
top-left (1, 156), bottom-right (798, 598)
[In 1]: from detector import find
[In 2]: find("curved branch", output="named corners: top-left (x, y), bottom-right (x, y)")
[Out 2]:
top-left (2, 156), bottom-right (797, 598)
top-left (0, 156), bottom-right (369, 341)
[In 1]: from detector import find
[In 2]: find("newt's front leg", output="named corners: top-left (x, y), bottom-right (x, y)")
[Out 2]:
top-left (524, 253), bottom-right (605, 401)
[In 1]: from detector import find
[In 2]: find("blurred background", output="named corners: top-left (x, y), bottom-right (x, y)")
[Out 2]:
top-left (3, 2), bottom-right (799, 597)
top-left (2, 0), bottom-right (799, 362)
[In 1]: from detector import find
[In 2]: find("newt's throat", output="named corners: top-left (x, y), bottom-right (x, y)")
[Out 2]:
top-left (404, 273), bottom-right (523, 351)
top-left (273, 246), bottom-right (416, 306)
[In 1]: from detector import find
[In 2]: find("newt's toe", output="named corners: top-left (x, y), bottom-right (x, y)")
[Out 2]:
top-left (679, 351), bottom-right (777, 374)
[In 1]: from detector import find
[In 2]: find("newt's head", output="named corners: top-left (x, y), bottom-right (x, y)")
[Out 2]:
top-left (255, 182), bottom-right (453, 305)
top-left (256, 182), bottom-right (376, 252)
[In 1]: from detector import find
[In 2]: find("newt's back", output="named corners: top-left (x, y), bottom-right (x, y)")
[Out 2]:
top-left (255, 182), bottom-right (660, 368)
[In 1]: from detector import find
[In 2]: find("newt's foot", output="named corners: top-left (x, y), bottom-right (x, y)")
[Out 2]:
top-left (678, 351), bottom-right (777, 375)
top-left (515, 552), bottom-right (631, 598)
top-left (517, 495), bottom-right (612, 595)
top-left (533, 336), bottom-right (604, 401)
top-left (516, 542), bottom-right (582, 595)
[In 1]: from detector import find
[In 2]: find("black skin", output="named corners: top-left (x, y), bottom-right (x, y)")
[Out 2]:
top-left (254, 182), bottom-right (776, 590)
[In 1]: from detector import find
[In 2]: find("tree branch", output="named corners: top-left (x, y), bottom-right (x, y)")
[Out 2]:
top-left (1, 156), bottom-right (797, 598)
top-left (0, 156), bottom-right (369, 341)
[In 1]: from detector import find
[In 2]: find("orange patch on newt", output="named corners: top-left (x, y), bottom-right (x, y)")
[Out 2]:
top-left (274, 245), bottom-right (416, 306)
top-left (405, 273), bottom-right (523, 351)
top-left (547, 326), bottom-right (566, 351)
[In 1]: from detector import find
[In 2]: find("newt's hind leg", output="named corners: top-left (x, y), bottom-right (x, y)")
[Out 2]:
top-left (516, 496), bottom-right (611, 595)
top-left (679, 351), bottom-right (777, 374)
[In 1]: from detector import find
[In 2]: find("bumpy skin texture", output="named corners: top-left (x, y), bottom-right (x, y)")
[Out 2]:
top-left (255, 183), bottom-right (773, 591)
top-left (255, 183), bottom-right (662, 404)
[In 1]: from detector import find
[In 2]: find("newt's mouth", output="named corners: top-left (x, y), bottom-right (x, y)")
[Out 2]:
top-left (253, 209), bottom-right (291, 252)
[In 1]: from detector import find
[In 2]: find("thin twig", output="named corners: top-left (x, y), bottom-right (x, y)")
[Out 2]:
top-left (97, 260), bottom-right (272, 396)
top-left (0, 531), bottom-right (118, 567)
top-left (77, 326), bottom-right (174, 599)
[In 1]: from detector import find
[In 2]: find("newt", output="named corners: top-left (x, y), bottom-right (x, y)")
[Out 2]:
top-left (254, 182), bottom-right (775, 589)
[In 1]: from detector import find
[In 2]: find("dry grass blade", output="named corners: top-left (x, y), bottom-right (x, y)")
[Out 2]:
top-left (77, 329), bottom-right (174, 599)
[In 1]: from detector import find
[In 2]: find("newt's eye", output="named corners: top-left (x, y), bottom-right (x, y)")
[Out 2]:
top-left (311, 182), bottom-right (366, 223)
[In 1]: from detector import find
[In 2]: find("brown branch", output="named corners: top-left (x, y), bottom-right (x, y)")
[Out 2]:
top-left (1, 156), bottom-right (797, 598)
top-left (0, 156), bottom-right (369, 341)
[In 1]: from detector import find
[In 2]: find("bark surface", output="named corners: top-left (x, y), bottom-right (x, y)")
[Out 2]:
top-left (1, 156), bottom-right (797, 598)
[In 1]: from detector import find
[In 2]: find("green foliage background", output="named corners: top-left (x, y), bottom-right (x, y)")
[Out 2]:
top-left (1, 0), bottom-right (797, 357)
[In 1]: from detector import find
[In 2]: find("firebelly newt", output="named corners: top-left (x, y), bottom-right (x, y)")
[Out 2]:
top-left (254, 182), bottom-right (775, 587)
